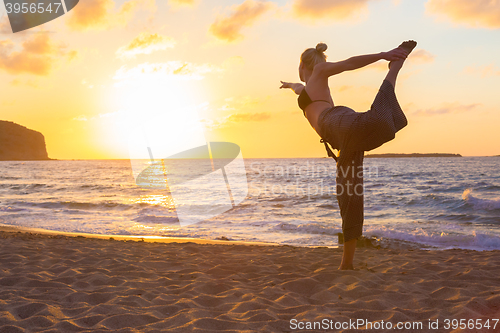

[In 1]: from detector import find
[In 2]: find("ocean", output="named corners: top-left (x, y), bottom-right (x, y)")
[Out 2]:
top-left (1, 157), bottom-right (499, 250)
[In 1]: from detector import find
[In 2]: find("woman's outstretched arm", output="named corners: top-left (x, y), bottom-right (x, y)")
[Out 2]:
top-left (280, 81), bottom-right (304, 95)
top-left (315, 48), bottom-right (409, 77)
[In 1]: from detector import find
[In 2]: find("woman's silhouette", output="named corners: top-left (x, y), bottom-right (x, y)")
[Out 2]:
top-left (280, 40), bottom-right (417, 270)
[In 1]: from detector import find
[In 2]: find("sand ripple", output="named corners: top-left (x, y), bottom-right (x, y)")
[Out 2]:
top-left (1, 231), bottom-right (500, 332)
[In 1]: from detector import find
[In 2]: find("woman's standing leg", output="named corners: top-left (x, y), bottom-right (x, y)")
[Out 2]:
top-left (336, 150), bottom-right (364, 270)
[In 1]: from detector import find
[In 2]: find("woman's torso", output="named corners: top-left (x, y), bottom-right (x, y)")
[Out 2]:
top-left (301, 85), bottom-right (335, 135)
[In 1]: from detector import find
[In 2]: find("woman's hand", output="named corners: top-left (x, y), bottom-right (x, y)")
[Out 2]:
top-left (382, 48), bottom-right (409, 62)
top-left (279, 81), bottom-right (304, 95)
top-left (280, 81), bottom-right (293, 89)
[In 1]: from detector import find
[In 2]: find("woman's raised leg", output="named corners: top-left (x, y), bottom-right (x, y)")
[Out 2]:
top-left (385, 59), bottom-right (404, 89)
top-left (386, 40), bottom-right (417, 88)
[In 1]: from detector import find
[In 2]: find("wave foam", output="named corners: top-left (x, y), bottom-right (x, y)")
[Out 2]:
top-left (462, 189), bottom-right (500, 210)
top-left (365, 223), bottom-right (500, 251)
top-left (273, 222), bottom-right (342, 236)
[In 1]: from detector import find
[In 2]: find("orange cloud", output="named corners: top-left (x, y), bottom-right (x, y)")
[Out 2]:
top-left (66, 50), bottom-right (79, 62)
top-left (66, 0), bottom-right (155, 31)
top-left (116, 33), bottom-right (176, 59)
top-left (426, 0), bottom-right (500, 28)
top-left (66, 0), bottom-right (112, 30)
top-left (201, 112), bottom-right (271, 130)
top-left (117, 0), bottom-right (156, 24)
top-left (409, 49), bottom-right (435, 64)
top-left (0, 34), bottom-right (76, 76)
top-left (228, 112), bottom-right (270, 122)
top-left (464, 64), bottom-right (500, 77)
top-left (209, 0), bottom-right (274, 42)
top-left (291, 0), bottom-right (371, 21)
top-left (22, 34), bottom-right (57, 54)
top-left (334, 85), bottom-right (352, 92)
top-left (412, 103), bottom-right (481, 117)
top-left (169, 0), bottom-right (197, 7)
top-left (0, 15), bottom-right (12, 33)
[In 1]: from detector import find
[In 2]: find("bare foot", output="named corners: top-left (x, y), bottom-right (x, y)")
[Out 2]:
top-left (338, 264), bottom-right (354, 270)
top-left (389, 40), bottom-right (417, 69)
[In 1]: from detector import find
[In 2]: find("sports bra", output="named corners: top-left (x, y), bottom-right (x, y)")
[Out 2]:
top-left (298, 88), bottom-right (331, 117)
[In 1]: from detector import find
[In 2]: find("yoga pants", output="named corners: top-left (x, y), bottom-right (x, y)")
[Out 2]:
top-left (317, 79), bottom-right (408, 242)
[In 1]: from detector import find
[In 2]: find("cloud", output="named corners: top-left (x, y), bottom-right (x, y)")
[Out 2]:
top-left (291, 0), bottom-right (371, 21)
top-left (66, 0), bottom-right (113, 30)
top-left (169, 0), bottom-right (197, 7)
top-left (9, 79), bottom-right (38, 88)
top-left (334, 85), bottom-right (352, 92)
top-left (116, 33), bottom-right (176, 59)
top-left (72, 111), bottom-right (121, 122)
top-left (201, 112), bottom-right (271, 130)
top-left (66, 50), bottom-right (79, 62)
top-left (116, 0), bottom-right (156, 24)
top-left (0, 33), bottom-right (76, 76)
top-left (218, 96), bottom-right (261, 112)
top-left (209, 0), bottom-right (274, 42)
top-left (227, 112), bottom-right (270, 122)
top-left (66, 0), bottom-right (155, 31)
top-left (73, 115), bottom-right (88, 122)
top-left (412, 103), bottom-right (481, 116)
top-left (426, 0), bottom-right (500, 29)
top-left (464, 64), bottom-right (500, 77)
top-left (409, 49), bottom-right (435, 64)
top-left (22, 34), bottom-right (57, 54)
top-left (113, 61), bottom-right (222, 86)
top-left (0, 14), bottom-right (12, 33)
top-left (222, 56), bottom-right (245, 68)
top-left (170, 0), bottom-right (195, 4)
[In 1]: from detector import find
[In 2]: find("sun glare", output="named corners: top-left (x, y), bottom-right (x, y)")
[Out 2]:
top-left (109, 68), bottom-right (209, 166)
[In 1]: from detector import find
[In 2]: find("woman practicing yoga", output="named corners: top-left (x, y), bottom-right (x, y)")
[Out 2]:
top-left (280, 40), bottom-right (417, 270)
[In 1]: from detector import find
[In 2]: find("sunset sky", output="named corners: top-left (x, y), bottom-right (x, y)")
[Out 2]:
top-left (0, 0), bottom-right (499, 159)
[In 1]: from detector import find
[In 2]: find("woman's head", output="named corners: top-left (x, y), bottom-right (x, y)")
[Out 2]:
top-left (299, 43), bottom-right (327, 82)
top-left (300, 43), bottom-right (328, 71)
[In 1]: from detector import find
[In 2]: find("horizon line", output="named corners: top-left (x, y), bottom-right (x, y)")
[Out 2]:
top-left (10, 154), bottom-right (500, 161)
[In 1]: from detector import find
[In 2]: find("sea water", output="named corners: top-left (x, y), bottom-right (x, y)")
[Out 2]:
top-left (1, 157), bottom-right (499, 250)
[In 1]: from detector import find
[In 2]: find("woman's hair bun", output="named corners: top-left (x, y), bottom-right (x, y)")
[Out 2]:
top-left (316, 43), bottom-right (327, 53)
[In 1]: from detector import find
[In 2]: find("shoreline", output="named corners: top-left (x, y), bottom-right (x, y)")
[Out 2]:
top-left (0, 224), bottom-right (280, 247)
top-left (3, 224), bottom-right (500, 252)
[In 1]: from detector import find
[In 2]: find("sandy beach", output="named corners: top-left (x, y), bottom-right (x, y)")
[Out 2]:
top-left (1, 227), bottom-right (499, 333)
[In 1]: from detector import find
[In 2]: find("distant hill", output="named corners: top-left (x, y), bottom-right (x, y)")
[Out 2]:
top-left (365, 153), bottom-right (462, 158)
top-left (0, 120), bottom-right (51, 161)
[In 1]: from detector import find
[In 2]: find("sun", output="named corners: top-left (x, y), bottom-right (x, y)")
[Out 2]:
top-left (109, 68), bottom-right (209, 176)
